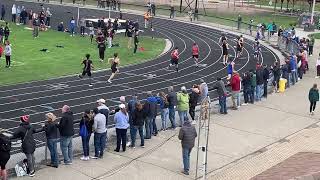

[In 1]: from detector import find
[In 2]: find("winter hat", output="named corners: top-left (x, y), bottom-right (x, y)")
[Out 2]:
top-left (20, 115), bottom-right (30, 122)
top-left (62, 105), bottom-right (70, 113)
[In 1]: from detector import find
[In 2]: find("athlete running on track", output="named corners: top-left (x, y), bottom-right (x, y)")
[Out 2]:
top-left (79, 54), bottom-right (94, 87)
top-left (168, 47), bottom-right (179, 72)
top-left (253, 40), bottom-right (261, 63)
top-left (107, 53), bottom-right (120, 83)
top-left (236, 35), bottom-right (244, 58)
top-left (222, 40), bottom-right (229, 65)
top-left (192, 43), bottom-right (199, 67)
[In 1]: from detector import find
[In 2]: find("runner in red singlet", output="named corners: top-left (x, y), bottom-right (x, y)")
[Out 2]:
top-left (192, 43), bottom-right (199, 67)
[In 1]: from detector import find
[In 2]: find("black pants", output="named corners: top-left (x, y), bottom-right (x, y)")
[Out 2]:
top-left (12, 14), bottom-right (16, 23)
top-left (115, 128), bottom-right (127, 152)
top-left (189, 106), bottom-right (196, 120)
top-left (134, 43), bottom-right (138, 53)
top-left (310, 101), bottom-right (317, 113)
top-left (263, 80), bottom-right (268, 97)
top-left (5, 55), bottom-right (11, 67)
top-left (46, 17), bottom-right (51, 26)
top-left (309, 46), bottom-right (314, 55)
top-left (1, 13), bottom-right (4, 20)
top-left (99, 48), bottom-right (105, 60)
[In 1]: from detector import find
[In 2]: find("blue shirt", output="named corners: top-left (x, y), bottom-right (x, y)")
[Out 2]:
top-left (114, 112), bottom-right (129, 129)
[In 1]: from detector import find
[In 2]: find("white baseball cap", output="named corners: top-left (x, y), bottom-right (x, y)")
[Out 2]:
top-left (119, 104), bottom-right (126, 109)
top-left (96, 99), bottom-right (106, 104)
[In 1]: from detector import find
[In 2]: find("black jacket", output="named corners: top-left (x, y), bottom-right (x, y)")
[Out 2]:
top-left (242, 74), bottom-right (252, 90)
top-left (44, 121), bottom-right (59, 139)
top-left (12, 122), bottom-right (36, 154)
top-left (189, 91), bottom-right (199, 107)
top-left (167, 92), bottom-right (177, 108)
top-left (59, 111), bottom-right (74, 137)
top-left (263, 68), bottom-right (270, 81)
top-left (256, 68), bottom-right (264, 85)
top-left (132, 109), bottom-right (145, 126)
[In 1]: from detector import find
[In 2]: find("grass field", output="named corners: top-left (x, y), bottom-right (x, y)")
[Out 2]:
top-left (0, 23), bottom-right (165, 86)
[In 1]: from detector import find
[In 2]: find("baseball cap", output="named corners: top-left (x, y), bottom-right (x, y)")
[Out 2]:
top-left (119, 104), bottom-right (126, 109)
top-left (96, 99), bottom-right (106, 104)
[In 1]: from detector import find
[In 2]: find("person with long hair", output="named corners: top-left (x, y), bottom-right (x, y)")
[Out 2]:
top-left (79, 110), bottom-right (94, 161)
top-left (309, 83), bottom-right (319, 115)
top-left (107, 53), bottom-right (120, 83)
top-left (44, 113), bottom-right (59, 168)
top-left (114, 104), bottom-right (129, 152)
top-left (158, 92), bottom-right (169, 131)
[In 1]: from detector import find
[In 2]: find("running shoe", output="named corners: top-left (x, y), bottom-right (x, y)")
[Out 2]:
top-left (107, 80), bottom-right (112, 83)
top-left (89, 84), bottom-right (93, 87)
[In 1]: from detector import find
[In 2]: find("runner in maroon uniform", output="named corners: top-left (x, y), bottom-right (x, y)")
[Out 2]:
top-left (79, 54), bottom-right (94, 87)
top-left (168, 47), bottom-right (179, 72)
top-left (192, 43), bottom-right (199, 67)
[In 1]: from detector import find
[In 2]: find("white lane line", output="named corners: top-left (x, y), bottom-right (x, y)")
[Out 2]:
top-left (0, 25), bottom-right (219, 124)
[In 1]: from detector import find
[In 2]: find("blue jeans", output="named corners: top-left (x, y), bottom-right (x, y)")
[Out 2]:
top-left (161, 108), bottom-right (169, 130)
top-left (168, 107), bottom-right (176, 128)
top-left (182, 147), bottom-right (192, 172)
top-left (145, 117), bottom-right (152, 139)
top-left (94, 132), bottom-right (107, 158)
top-left (291, 70), bottom-right (297, 85)
top-left (81, 134), bottom-right (91, 157)
top-left (131, 126), bottom-right (144, 147)
top-left (152, 117), bottom-right (158, 135)
top-left (256, 84), bottom-right (263, 101)
top-left (218, 96), bottom-right (227, 114)
top-left (60, 136), bottom-right (73, 163)
top-left (47, 138), bottom-right (59, 166)
top-left (178, 111), bottom-right (188, 126)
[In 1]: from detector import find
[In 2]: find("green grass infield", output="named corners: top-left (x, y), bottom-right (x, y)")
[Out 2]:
top-left (0, 23), bottom-right (165, 86)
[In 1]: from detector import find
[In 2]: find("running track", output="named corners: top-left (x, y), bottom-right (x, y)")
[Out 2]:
top-left (0, 0), bottom-right (279, 152)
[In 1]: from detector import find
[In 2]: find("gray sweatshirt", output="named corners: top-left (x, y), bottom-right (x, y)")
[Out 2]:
top-left (93, 113), bottom-right (107, 133)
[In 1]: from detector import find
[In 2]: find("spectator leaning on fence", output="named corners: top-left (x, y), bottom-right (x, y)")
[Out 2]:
top-left (92, 107), bottom-right (107, 159)
top-left (12, 115), bottom-right (36, 177)
top-left (177, 86), bottom-right (190, 126)
top-left (212, 77), bottom-right (228, 114)
top-left (167, 86), bottom-right (177, 129)
top-left (58, 105), bottom-right (74, 165)
top-left (79, 110), bottom-right (94, 161)
top-left (114, 104), bottom-right (130, 152)
top-left (44, 113), bottom-right (59, 168)
top-left (131, 102), bottom-right (145, 148)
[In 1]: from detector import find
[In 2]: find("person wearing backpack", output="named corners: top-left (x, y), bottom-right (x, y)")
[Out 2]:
top-left (157, 92), bottom-right (169, 131)
top-left (44, 113), bottom-right (59, 168)
top-left (79, 110), bottom-right (94, 161)
top-left (0, 132), bottom-right (11, 180)
top-left (12, 115), bottom-right (36, 177)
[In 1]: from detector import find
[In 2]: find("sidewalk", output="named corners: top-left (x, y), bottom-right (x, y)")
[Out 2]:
top-left (10, 1), bottom-right (320, 180)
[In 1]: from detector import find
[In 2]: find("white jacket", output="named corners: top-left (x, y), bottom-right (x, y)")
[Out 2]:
top-left (12, 5), bottom-right (16, 14)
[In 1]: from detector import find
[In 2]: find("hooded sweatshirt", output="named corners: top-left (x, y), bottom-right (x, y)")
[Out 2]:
top-left (177, 91), bottom-right (190, 111)
top-left (59, 111), bottom-right (74, 137)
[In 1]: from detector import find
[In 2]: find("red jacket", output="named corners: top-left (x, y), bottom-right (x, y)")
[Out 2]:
top-left (231, 73), bottom-right (241, 91)
top-left (0, 46), bottom-right (3, 57)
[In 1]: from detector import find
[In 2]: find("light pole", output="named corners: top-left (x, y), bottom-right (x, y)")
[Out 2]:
top-left (311, 0), bottom-right (316, 24)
